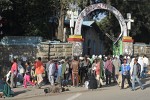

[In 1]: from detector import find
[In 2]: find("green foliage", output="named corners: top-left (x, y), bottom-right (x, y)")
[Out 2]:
top-left (0, 0), bottom-right (13, 11)
top-left (1, 0), bottom-right (149, 43)
top-left (1, 0), bottom-right (54, 39)
top-left (97, 0), bottom-right (150, 43)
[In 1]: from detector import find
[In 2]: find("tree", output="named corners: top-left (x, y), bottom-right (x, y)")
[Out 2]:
top-left (55, 0), bottom-right (103, 41)
top-left (55, 0), bottom-right (91, 41)
top-left (101, 0), bottom-right (150, 43)
top-left (0, 0), bottom-right (56, 39)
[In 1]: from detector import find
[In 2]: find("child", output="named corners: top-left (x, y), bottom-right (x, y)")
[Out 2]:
top-left (31, 66), bottom-right (37, 84)
top-left (23, 71), bottom-right (35, 88)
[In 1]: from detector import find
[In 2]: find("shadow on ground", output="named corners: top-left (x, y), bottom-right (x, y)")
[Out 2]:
top-left (140, 77), bottom-right (150, 89)
top-left (13, 90), bottom-right (28, 96)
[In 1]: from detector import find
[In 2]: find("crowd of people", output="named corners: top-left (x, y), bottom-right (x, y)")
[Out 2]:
top-left (5, 54), bottom-right (150, 91)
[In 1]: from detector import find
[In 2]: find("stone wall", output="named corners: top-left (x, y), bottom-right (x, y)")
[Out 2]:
top-left (134, 43), bottom-right (150, 58)
top-left (0, 45), bottom-right (37, 76)
top-left (0, 45), bottom-right (37, 64)
top-left (134, 43), bottom-right (150, 71)
top-left (0, 43), bottom-right (72, 65)
top-left (0, 42), bottom-right (72, 76)
top-left (36, 42), bottom-right (72, 62)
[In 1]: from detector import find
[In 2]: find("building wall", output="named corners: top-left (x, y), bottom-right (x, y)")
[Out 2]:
top-left (82, 27), bottom-right (104, 56)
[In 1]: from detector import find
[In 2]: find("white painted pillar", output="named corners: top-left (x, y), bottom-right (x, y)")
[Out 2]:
top-left (70, 11), bottom-right (74, 35)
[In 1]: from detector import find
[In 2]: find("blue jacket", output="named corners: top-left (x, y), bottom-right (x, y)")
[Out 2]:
top-left (121, 64), bottom-right (130, 75)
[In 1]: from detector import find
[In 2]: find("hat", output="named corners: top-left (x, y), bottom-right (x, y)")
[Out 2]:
top-left (31, 66), bottom-right (35, 70)
top-left (124, 56), bottom-right (127, 59)
top-left (115, 55), bottom-right (119, 59)
top-left (59, 59), bottom-right (65, 62)
top-left (79, 57), bottom-right (84, 60)
top-left (87, 57), bottom-right (91, 60)
top-left (92, 55), bottom-right (96, 59)
top-left (98, 55), bottom-right (102, 59)
top-left (127, 56), bottom-right (130, 59)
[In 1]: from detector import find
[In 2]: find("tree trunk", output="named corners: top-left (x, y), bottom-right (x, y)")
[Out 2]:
top-left (56, 3), bottom-right (65, 41)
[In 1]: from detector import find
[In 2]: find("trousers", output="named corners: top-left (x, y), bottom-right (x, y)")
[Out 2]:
top-left (121, 74), bottom-right (132, 89)
top-left (23, 74), bottom-right (34, 88)
top-left (48, 75), bottom-right (54, 86)
top-left (132, 75), bottom-right (143, 90)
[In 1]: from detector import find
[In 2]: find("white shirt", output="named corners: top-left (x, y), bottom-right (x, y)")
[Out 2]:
top-left (143, 57), bottom-right (149, 67)
top-left (130, 58), bottom-right (135, 74)
top-left (138, 57), bottom-right (144, 72)
top-left (49, 63), bottom-right (56, 76)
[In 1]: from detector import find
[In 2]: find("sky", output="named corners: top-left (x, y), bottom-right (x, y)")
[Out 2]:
top-left (93, 13), bottom-right (106, 22)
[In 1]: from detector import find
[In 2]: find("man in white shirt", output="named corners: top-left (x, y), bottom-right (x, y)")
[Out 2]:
top-left (48, 60), bottom-right (56, 86)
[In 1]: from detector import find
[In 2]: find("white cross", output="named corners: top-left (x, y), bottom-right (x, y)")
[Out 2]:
top-left (125, 13), bottom-right (134, 36)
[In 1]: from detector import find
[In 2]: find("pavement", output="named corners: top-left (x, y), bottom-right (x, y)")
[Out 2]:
top-left (2, 76), bottom-right (150, 100)
top-left (3, 84), bottom-right (89, 100)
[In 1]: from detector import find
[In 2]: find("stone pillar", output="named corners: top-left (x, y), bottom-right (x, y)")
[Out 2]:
top-left (122, 36), bottom-right (134, 55)
top-left (67, 35), bottom-right (84, 57)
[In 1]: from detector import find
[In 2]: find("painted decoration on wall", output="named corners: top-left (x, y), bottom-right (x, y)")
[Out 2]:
top-left (72, 42), bottom-right (82, 56)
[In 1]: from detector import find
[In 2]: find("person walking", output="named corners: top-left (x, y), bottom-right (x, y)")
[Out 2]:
top-left (79, 57), bottom-right (85, 85)
top-left (91, 59), bottom-right (97, 76)
top-left (56, 60), bottom-right (64, 87)
top-left (71, 56), bottom-right (79, 87)
top-left (121, 59), bottom-right (132, 89)
top-left (131, 58), bottom-right (144, 91)
top-left (95, 58), bottom-right (104, 88)
top-left (17, 61), bottom-right (25, 84)
top-left (48, 60), bottom-right (56, 86)
top-left (10, 58), bottom-right (18, 88)
top-left (83, 56), bottom-right (91, 78)
top-left (112, 56), bottom-right (121, 83)
top-left (23, 73), bottom-right (34, 88)
top-left (64, 58), bottom-right (70, 85)
top-left (23, 62), bottom-right (34, 88)
top-left (46, 59), bottom-right (51, 83)
top-left (35, 57), bottom-right (44, 88)
top-left (104, 56), bottom-right (113, 85)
